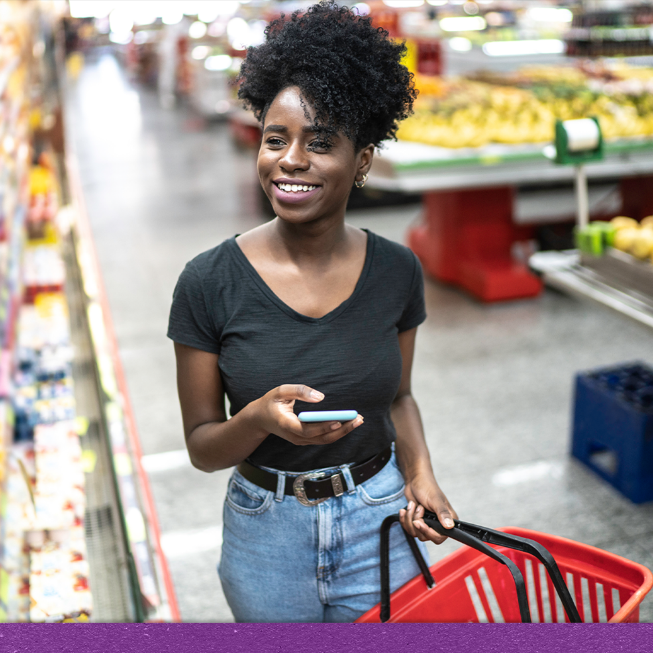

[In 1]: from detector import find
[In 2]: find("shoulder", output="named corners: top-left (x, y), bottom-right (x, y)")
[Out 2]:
top-left (184, 238), bottom-right (236, 276)
top-left (178, 238), bottom-right (240, 288)
top-left (367, 230), bottom-right (421, 278)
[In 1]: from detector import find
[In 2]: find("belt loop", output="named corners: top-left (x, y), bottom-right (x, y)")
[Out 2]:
top-left (275, 471), bottom-right (286, 503)
top-left (339, 465), bottom-right (356, 494)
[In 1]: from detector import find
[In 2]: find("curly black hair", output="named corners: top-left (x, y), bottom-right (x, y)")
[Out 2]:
top-left (237, 0), bottom-right (417, 150)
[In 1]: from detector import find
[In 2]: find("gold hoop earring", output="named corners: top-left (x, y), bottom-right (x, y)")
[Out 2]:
top-left (354, 173), bottom-right (368, 189)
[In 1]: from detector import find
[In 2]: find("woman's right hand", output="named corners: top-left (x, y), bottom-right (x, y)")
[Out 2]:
top-left (252, 384), bottom-right (363, 446)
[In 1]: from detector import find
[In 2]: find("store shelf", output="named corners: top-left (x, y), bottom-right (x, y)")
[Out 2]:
top-left (369, 138), bottom-right (653, 192)
top-left (530, 249), bottom-right (653, 330)
top-left (63, 232), bottom-right (134, 621)
top-left (65, 153), bottom-right (179, 622)
top-left (0, 1), bottom-right (178, 622)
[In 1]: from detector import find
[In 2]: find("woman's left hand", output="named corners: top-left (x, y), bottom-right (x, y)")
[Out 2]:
top-left (399, 474), bottom-right (458, 544)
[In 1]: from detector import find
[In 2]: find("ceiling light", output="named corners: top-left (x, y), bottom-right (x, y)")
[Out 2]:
top-left (205, 55), bottom-right (232, 71)
top-left (449, 37), bottom-right (472, 52)
top-left (439, 16), bottom-right (486, 31)
top-left (189, 21), bottom-right (208, 39)
top-left (383, 1), bottom-right (425, 7)
top-left (482, 39), bottom-right (564, 57)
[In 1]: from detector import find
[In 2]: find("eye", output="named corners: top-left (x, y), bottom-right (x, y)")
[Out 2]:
top-left (265, 137), bottom-right (286, 148)
top-left (307, 139), bottom-right (332, 153)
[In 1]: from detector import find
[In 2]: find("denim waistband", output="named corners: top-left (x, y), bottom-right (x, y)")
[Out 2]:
top-left (240, 443), bottom-right (396, 503)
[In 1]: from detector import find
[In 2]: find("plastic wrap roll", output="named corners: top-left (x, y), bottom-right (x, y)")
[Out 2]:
top-left (564, 119), bottom-right (600, 152)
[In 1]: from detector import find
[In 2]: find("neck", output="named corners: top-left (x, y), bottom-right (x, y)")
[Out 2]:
top-left (270, 215), bottom-right (352, 264)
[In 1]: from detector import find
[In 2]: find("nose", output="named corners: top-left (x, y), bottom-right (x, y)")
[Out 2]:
top-left (279, 140), bottom-right (309, 173)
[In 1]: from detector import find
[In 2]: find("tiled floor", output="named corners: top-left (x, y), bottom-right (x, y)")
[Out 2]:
top-left (66, 52), bottom-right (653, 623)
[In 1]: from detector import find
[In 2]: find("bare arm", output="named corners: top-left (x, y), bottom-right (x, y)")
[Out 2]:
top-left (392, 328), bottom-right (457, 544)
top-left (174, 342), bottom-right (363, 472)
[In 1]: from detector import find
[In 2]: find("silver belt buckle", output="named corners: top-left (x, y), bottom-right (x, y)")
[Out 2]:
top-left (293, 472), bottom-right (327, 507)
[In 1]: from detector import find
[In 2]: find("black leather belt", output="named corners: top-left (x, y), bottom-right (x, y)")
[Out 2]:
top-left (237, 446), bottom-right (393, 507)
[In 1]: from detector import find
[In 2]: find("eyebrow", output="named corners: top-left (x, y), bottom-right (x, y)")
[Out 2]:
top-left (263, 124), bottom-right (323, 135)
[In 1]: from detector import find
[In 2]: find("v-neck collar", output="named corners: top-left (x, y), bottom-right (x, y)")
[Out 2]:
top-left (229, 229), bottom-right (375, 325)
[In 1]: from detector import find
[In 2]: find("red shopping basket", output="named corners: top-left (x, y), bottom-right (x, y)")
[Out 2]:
top-left (356, 513), bottom-right (653, 624)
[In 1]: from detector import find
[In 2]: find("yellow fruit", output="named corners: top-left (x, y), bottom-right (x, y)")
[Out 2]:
top-left (611, 216), bottom-right (639, 230)
top-left (613, 227), bottom-right (640, 252)
top-left (641, 216), bottom-right (653, 229)
top-left (632, 230), bottom-right (653, 259)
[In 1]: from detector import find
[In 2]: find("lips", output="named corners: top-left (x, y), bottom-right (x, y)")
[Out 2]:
top-left (271, 179), bottom-right (321, 204)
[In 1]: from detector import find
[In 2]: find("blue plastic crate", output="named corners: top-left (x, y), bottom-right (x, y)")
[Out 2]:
top-left (572, 361), bottom-right (653, 504)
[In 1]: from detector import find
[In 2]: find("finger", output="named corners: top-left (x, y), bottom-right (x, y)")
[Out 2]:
top-left (308, 415), bottom-right (364, 445)
top-left (431, 500), bottom-right (456, 530)
top-left (438, 508), bottom-right (455, 530)
top-left (414, 519), bottom-right (448, 545)
top-left (411, 505), bottom-right (431, 542)
top-left (400, 501), bottom-right (419, 539)
top-left (278, 413), bottom-right (342, 437)
top-left (299, 421), bottom-right (344, 439)
top-left (276, 384), bottom-right (324, 403)
top-left (284, 416), bottom-right (363, 446)
top-left (399, 509), bottom-right (415, 539)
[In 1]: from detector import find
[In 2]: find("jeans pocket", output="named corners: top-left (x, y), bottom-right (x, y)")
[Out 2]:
top-left (357, 456), bottom-right (406, 506)
top-left (225, 476), bottom-right (273, 516)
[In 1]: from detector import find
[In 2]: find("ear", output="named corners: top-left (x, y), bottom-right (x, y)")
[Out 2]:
top-left (355, 144), bottom-right (375, 181)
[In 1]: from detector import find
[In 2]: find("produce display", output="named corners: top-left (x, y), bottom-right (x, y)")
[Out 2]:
top-left (576, 215), bottom-right (653, 264)
top-left (399, 63), bottom-right (653, 149)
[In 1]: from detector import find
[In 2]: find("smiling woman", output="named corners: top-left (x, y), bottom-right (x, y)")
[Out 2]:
top-left (167, 0), bottom-right (456, 623)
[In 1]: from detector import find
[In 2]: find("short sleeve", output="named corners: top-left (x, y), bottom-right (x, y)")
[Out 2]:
top-left (167, 262), bottom-right (221, 354)
top-left (396, 253), bottom-right (427, 333)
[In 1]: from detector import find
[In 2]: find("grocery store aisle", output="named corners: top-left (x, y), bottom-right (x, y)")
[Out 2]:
top-left (66, 51), bottom-right (653, 623)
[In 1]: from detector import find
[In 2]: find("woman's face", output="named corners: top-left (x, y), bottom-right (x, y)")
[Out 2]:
top-left (257, 86), bottom-right (373, 226)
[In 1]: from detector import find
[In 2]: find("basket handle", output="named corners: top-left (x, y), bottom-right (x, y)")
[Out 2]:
top-left (380, 515), bottom-right (435, 622)
top-left (379, 514), bottom-right (532, 623)
top-left (422, 512), bottom-right (582, 623)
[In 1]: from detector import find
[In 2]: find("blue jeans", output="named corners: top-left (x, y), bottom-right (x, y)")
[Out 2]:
top-left (218, 448), bottom-right (427, 622)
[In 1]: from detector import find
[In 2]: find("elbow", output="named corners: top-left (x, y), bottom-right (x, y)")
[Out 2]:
top-left (189, 456), bottom-right (214, 473)
top-left (187, 447), bottom-right (232, 474)
top-left (392, 390), bottom-right (414, 406)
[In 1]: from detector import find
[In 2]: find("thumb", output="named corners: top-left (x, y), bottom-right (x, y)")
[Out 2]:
top-left (437, 509), bottom-right (455, 530)
top-left (277, 384), bottom-right (324, 403)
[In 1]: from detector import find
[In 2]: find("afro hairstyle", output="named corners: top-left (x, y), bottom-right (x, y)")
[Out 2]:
top-left (237, 0), bottom-right (417, 150)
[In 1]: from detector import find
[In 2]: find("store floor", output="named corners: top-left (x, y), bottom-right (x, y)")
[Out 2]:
top-left (65, 52), bottom-right (653, 623)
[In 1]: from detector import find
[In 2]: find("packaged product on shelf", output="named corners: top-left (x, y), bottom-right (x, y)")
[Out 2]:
top-left (13, 293), bottom-right (74, 442)
top-left (3, 443), bottom-right (36, 622)
top-left (27, 529), bottom-right (91, 623)
top-left (26, 154), bottom-right (59, 241)
top-left (33, 422), bottom-right (84, 531)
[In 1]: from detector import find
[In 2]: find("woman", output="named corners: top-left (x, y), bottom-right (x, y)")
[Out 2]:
top-left (168, 1), bottom-right (456, 623)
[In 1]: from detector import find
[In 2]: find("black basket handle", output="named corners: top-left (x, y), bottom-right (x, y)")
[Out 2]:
top-left (380, 515), bottom-right (435, 622)
top-left (380, 514), bottom-right (530, 622)
top-left (380, 511), bottom-right (581, 623)
top-left (422, 511), bottom-right (581, 623)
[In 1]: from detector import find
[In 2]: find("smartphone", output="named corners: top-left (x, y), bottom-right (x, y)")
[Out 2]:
top-left (298, 410), bottom-right (358, 423)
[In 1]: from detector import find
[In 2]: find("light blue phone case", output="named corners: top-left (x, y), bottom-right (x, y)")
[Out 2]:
top-left (298, 410), bottom-right (358, 423)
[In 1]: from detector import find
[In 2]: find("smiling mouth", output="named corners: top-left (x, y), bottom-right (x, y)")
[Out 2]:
top-left (274, 182), bottom-right (319, 193)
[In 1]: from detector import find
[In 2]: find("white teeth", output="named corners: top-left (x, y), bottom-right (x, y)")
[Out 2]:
top-left (277, 183), bottom-right (317, 193)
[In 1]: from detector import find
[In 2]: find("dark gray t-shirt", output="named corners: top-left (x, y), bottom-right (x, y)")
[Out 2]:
top-left (167, 230), bottom-right (426, 472)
